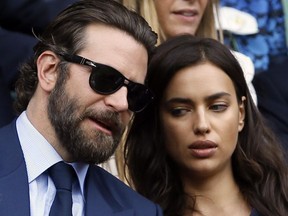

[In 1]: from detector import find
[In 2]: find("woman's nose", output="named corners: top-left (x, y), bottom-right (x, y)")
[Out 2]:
top-left (193, 109), bottom-right (210, 135)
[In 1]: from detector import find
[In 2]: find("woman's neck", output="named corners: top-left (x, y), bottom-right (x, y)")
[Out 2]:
top-left (182, 168), bottom-right (251, 216)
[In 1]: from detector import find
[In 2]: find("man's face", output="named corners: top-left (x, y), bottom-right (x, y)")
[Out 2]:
top-left (48, 78), bottom-right (125, 164)
top-left (48, 24), bottom-right (148, 163)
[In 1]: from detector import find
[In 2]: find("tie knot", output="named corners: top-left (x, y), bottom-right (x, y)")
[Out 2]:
top-left (48, 162), bottom-right (76, 191)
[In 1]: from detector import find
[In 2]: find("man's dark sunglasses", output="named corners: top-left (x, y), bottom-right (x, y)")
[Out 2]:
top-left (61, 54), bottom-right (154, 113)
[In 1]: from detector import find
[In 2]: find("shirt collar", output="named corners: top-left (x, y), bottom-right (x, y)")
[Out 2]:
top-left (16, 111), bottom-right (89, 196)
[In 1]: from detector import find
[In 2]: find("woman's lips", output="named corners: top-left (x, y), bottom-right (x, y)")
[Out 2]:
top-left (172, 9), bottom-right (199, 22)
top-left (173, 9), bottom-right (197, 17)
top-left (188, 140), bottom-right (218, 158)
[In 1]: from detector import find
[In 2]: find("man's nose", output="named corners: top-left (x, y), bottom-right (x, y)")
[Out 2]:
top-left (103, 86), bottom-right (129, 112)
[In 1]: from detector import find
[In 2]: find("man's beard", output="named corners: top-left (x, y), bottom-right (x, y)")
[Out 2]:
top-left (47, 80), bottom-right (125, 164)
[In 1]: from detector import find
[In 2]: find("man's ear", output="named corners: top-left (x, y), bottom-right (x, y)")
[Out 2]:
top-left (37, 51), bottom-right (60, 92)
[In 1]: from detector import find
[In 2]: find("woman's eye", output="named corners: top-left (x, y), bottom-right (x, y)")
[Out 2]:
top-left (170, 107), bottom-right (190, 116)
top-left (210, 104), bottom-right (228, 112)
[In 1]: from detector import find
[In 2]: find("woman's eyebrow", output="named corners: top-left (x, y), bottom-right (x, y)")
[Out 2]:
top-left (164, 97), bottom-right (193, 106)
top-left (204, 92), bottom-right (231, 101)
top-left (164, 92), bottom-right (231, 105)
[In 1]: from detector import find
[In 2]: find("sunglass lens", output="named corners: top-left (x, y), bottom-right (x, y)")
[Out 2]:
top-left (128, 84), bottom-right (154, 112)
top-left (89, 65), bottom-right (153, 112)
top-left (89, 66), bottom-right (123, 94)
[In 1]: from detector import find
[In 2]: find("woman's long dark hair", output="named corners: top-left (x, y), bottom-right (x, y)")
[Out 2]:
top-left (124, 35), bottom-right (288, 216)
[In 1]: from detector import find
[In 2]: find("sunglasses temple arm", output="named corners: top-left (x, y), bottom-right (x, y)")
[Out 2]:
top-left (60, 54), bottom-right (88, 66)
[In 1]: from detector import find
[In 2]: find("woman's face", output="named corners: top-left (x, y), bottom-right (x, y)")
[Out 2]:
top-left (160, 62), bottom-right (245, 179)
top-left (154, 0), bottom-right (208, 38)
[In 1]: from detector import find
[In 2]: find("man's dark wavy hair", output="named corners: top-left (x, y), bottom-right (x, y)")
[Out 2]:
top-left (14, 0), bottom-right (157, 113)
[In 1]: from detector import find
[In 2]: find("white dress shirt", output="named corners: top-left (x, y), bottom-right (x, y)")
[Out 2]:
top-left (16, 111), bottom-right (89, 216)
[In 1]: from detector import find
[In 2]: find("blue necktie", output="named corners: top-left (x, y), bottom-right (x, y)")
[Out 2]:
top-left (48, 162), bottom-right (76, 216)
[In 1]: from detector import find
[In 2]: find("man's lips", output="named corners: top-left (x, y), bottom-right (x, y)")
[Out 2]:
top-left (80, 109), bottom-right (124, 136)
top-left (88, 117), bottom-right (115, 135)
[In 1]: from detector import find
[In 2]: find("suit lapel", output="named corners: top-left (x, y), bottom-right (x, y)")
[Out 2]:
top-left (84, 165), bottom-right (134, 216)
top-left (0, 121), bottom-right (30, 216)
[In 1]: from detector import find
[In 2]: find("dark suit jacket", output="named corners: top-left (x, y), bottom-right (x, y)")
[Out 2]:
top-left (0, 120), bottom-right (163, 216)
top-left (0, 75), bottom-right (15, 126)
top-left (252, 58), bottom-right (288, 151)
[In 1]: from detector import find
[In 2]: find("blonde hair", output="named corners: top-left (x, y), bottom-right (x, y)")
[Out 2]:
top-left (122, 0), bottom-right (221, 45)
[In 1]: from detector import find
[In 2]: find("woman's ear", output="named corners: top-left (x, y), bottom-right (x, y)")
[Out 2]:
top-left (238, 96), bottom-right (246, 132)
top-left (37, 50), bottom-right (60, 92)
